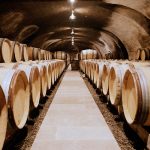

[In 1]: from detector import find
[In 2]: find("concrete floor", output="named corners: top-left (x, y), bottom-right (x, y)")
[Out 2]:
top-left (31, 70), bottom-right (120, 150)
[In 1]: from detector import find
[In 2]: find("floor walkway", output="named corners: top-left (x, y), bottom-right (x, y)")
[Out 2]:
top-left (31, 70), bottom-right (120, 150)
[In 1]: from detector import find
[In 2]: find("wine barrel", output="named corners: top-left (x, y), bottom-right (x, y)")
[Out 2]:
top-left (86, 50), bottom-right (90, 59)
top-left (89, 61), bottom-right (93, 79)
top-left (47, 52), bottom-right (49, 60)
top-left (27, 47), bottom-right (34, 60)
top-left (51, 60), bottom-right (60, 84)
top-left (48, 52), bottom-right (50, 60)
top-left (21, 44), bottom-right (29, 61)
top-left (0, 86), bottom-right (7, 150)
top-left (32, 63), bottom-right (48, 97)
top-left (140, 48), bottom-right (146, 61)
top-left (87, 50), bottom-right (93, 59)
top-left (49, 61), bottom-right (55, 85)
top-left (109, 63), bottom-right (130, 105)
top-left (45, 51), bottom-right (48, 60)
top-left (83, 60), bottom-right (88, 74)
top-left (41, 61), bottom-right (52, 90)
top-left (53, 61), bottom-right (59, 83)
top-left (48, 52), bottom-right (52, 60)
top-left (54, 62), bottom-right (59, 81)
top-left (84, 60), bottom-right (87, 75)
top-left (46, 52), bottom-right (49, 60)
top-left (0, 68), bottom-right (29, 129)
top-left (41, 50), bottom-right (46, 60)
top-left (38, 49), bottom-right (42, 60)
top-left (53, 52), bottom-right (57, 59)
top-left (93, 50), bottom-right (97, 59)
top-left (61, 51), bottom-right (66, 60)
top-left (0, 63), bottom-right (41, 108)
top-left (56, 51), bottom-right (61, 59)
top-left (86, 61), bottom-right (90, 79)
top-left (93, 61), bottom-right (100, 85)
top-left (91, 61), bottom-right (97, 84)
top-left (102, 62), bottom-right (111, 95)
top-left (56, 62), bottom-right (60, 80)
top-left (122, 65), bottom-right (150, 125)
top-left (140, 48), bottom-right (150, 61)
top-left (12, 41), bottom-right (22, 62)
top-left (18, 64), bottom-right (41, 108)
top-left (32, 48), bottom-right (39, 60)
top-left (89, 61), bottom-right (94, 79)
top-left (81, 50), bottom-right (87, 60)
top-left (81, 50), bottom-right (97, 60)
top-left (95, 61), bottom-right (104, 89)
top-left (54, 51), bottom-right (66, 60)
top-left (86, 61), bottom-right (91, 78)
top-left (48, 61), bottom-right (53, 88)
top-left (0, 38), bottom-right (12, 63)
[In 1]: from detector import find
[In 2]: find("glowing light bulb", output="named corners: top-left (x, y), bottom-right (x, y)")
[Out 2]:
top-left (71, 29), bottom-right (74, 35)
top-left (70, 10), bottom-right (76, 20)
top-left (70, 0), bottom-right (75, 4)
top-left (72, 36), bottom-right (74, 42)
top-left (72, 41), bottom-right (74, 45)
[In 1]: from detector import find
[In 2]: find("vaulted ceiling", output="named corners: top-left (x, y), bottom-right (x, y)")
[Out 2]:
top-left (0, 0), bottom-right (150, 59)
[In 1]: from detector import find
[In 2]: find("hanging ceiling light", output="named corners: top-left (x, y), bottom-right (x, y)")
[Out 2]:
top-left (72, 41), bottom-right (74, 45)
top-left (70, 10), bottom-right (76, 20)
top-left (69, 0), bottom-right (75, 4)
top-left (71, 37), bottom-right (74, 43)
top-left (71, 29), bottom-right (74, 35)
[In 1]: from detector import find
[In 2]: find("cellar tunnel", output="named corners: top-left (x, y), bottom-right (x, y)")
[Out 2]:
top-left (0, 0), bottom-right (149, 59)
top-left (0, 1), bottom-right (150, 150)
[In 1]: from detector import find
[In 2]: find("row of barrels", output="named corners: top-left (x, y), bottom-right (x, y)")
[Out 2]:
top-left (53, 51), bottom-right (67, 60)
top-left (80, 59), bottom-right (150, 127)
top-left (80, 49), bottom-right (98, 60)
top-left (0, 60), bottom-right (66, 150)
top-left (137, 48), bottom-right (150, 61)
top-left (0, 38), bottom-right (53, 63)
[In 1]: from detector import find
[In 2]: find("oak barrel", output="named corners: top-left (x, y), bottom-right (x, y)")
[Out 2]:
top-left (0, 86), bottom-right (7, 150)
top-left (102, 62), bottom-right (111, 95)
top-left (0, 38), bottom-right (12, 63)
top-left (21, 44), bottom-right (28, 61)
top-left (140, 48), bottom-right (150, 61)
top-left (0, 68), bottom-right (29, 129)
top-left (122, 65), bottom-right (150, 125)
top-left (13, 42), bottom-right (22, 62)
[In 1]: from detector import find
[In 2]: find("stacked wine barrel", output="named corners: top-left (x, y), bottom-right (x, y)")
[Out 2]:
top-left (136, 47), bottom-right (150, 61)
top-left (53, 51), bottom-right (67, 60)
top-left (80, 49), bottom-right (98, 60)
top-left (0, 39), bottom-right (54, 63)
top-left (80, 59), bottom-right (150, 127)
top-left (0, 38), bottom-right (66, 149)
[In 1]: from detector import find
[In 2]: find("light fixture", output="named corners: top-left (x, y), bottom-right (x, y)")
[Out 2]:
top-left (69, 0), bottom-right (75, 4)
top-left (71, 29), bottom-right (74, 35)
top-left (72, 41), bottom-right (74, 45)
top-left (71, 37), bottom-right (74, 42)
top-left (70, 10), bottom-right (76, 20)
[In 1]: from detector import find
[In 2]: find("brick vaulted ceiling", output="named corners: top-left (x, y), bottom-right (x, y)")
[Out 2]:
top-left (0, 0), bottom-right (150, 59)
